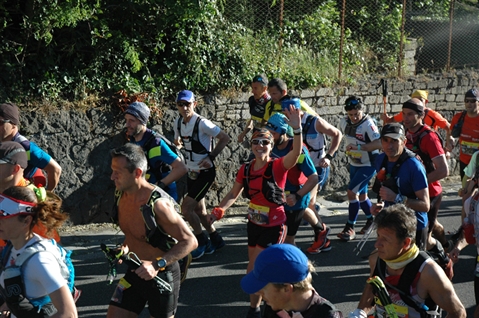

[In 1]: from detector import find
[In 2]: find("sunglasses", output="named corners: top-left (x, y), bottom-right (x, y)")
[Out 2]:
top-left (345, 99), bottom-right (360, 110)
top-left (465, 99), bottom-right (477, 103)
top-left (177, 101), bottom-right (192, 107)
top-left (0, 119), bottom-right (11, 125)
top-left (251, 139), bottom-right (271, 146)
top-left (252, 76), bottom-right (267, 85)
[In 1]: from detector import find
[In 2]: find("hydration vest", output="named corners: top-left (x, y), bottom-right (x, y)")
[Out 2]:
top-left (242, 159), bottom-right (285, 206)
top-left (373, 251), bottom-right (439, 318)
top-left (372, 149), bottom-right (418, 200)
top-left (176, 116), bottom-right (212, 161)
top-left (408, 125), bottom-right (439, 173)
top-left (12, 134), bottom-right (37, 181)
top-left (110, 187), bottom-right (178, 252)
top-left (0, 239), bottom-right (75, 318)
top-left (301, 114), bottom-right (326, 161)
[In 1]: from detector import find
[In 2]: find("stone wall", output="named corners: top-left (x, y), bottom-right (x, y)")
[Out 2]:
top-left (21, 70), bottom-right (479, 224)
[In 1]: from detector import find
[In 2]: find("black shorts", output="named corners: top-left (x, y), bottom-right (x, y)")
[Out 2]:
top-left (186, 168), bottom-right (216, 201)
top-left (109, 262), bottom-right (180, 318)
top-left (285, 209), bottom-right (305, 236)
top-left (247, 222), bottom-right (287, 248)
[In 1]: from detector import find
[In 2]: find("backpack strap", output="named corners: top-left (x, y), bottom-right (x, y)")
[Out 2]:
top-left (302, 114), bottom-right (316, 151)
top-left (140, 187), bottom-right (178, 251)
top-left (242, 161), bottom-right (253, 200)
top-left (374, 251), bottom-right (436, 317)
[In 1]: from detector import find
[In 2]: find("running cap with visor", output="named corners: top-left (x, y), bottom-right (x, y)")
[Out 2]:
top-left (0, 103), bottom-right (20, 126)
top-left (381, 123), bottom-right (405, 140)
top-left (0, 194), bottom-right (35, 219)
top-left (176, 90), bottom-right (196, 103)
top-left (0, 141), bottom-right (27, 169)
top-left (241, 244), bottom-right (309, 294)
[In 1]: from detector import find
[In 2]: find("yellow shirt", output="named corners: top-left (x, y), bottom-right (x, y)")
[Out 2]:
top-left (262, 99), bottom-right (316, 122)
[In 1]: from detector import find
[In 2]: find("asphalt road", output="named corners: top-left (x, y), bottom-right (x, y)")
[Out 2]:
top-left (63, 183), bottom-right (476, 317)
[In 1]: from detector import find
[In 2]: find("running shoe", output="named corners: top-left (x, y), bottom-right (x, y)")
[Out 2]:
top-left (191, 240), bottom-right (211, 259)
top-left (205, 234), bottom-right (225, 255)
top-left (359, 217), bottom-right (374, 234)
top-left (179, 253), bottom-right (192, 283)
top-left (338, 224), bottom-right (355, 241)
top-left (306, 224), bottom-right (331, 254)
top-left (306, 238), bottom-right (331, 254)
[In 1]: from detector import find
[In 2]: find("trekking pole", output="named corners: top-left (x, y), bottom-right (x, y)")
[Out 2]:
top-left (367, 276), bottom-right (399, 318)
top-left (354, 222), bottom-right (376, 256)
top-left (375, 79), bottom-right (388, 117)
top-left (100, 244), bottom-right (172, 294)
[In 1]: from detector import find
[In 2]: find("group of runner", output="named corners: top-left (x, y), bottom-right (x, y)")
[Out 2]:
top-left (0, 81), bottom-right (478, 318)
top-left (109, 79), bottom-right (479, 318)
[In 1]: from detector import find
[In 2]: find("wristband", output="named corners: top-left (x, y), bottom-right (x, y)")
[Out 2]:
top-left (395, 194), bottom-right (407, 204)
top-left (357, 144), bottom-right (361, 151)
top-left (292, 127), bottom-right (302, 134)
top-left (325, 154), bottom-right (333, 161)
top-left (158, 182), bottom-right (167, 190)
top-left (295, 193), bottom-right (302, 201)
top-left (211, 207), bottom-right (225, 220)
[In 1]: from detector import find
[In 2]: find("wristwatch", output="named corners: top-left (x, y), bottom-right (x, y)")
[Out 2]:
top-left (156, 257), bottom-right (167, 271)
top-left (295, 193), bottom-right (302, 202)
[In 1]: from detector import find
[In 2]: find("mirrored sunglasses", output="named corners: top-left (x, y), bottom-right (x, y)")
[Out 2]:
top-left (251, 139), bottom-right (271, 146)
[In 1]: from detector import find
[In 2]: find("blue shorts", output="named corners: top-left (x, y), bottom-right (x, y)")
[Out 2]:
top-left (315, 166), bottom-right (330, 191)
top-left (348, 165), bottom-right (376, 195)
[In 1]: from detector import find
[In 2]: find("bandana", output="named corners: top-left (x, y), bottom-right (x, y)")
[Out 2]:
top-left (384, 244), bottom-right (419, 270)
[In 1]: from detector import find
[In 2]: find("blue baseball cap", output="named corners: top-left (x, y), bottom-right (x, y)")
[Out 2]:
top-left (281, 98), bottom-right (301, 111)
top-left (124, 102), bottom-right (150, 125)
top-left (176, 90), bottom-right (196, 103)
top-left (241, 244), bottom-right (309, 294)
top-left (265, 113), bottom-right (289, 135)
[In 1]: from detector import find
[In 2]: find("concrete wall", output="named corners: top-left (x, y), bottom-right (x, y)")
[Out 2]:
top-left (21, 70), bottom-right (479, 224)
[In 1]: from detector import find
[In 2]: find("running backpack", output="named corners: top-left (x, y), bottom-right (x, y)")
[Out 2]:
top-left (451, 111), bottom-right (467, 138)
top-left (110, 187), bottom-right (178, 252)
top-left (372, 149), bottom-right (418, 200)
top-left (0, 239), bottom-right (75, 317)
top-left (374, 251), bottom-right (439, 318)
top-left (242, 159), bottom-right (285, 205)
top-left (409, 125), bottom-right (440, 174)
top-left (176, 115), bottom-right (212, 156)
top-left (142, 130), bottom-right (185, 176)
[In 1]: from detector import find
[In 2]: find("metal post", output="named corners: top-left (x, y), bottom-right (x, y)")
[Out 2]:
top-left (338, 0), bottom-right (346, 81)
top-left (447, 0), bottom-right (455, 71)
top-left (277, 0), bottom-right (285, 69)
top-left (398, 0), bottom-right (407, 78)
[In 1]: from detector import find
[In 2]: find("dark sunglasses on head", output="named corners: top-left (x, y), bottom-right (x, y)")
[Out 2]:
top-left (252, 76), bottom-right (267, 85)
top-left (465, 99), bottom-right (477, 103)
top-left (251, 139), bottom-right (271, 146)
top-left (345, 98), bottom-right (360, 110)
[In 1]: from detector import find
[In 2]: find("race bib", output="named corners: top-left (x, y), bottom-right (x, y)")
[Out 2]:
top-left (247, 202), bottom-right (270, 225)
top-left (460, 140), bottom-right (479, 156)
